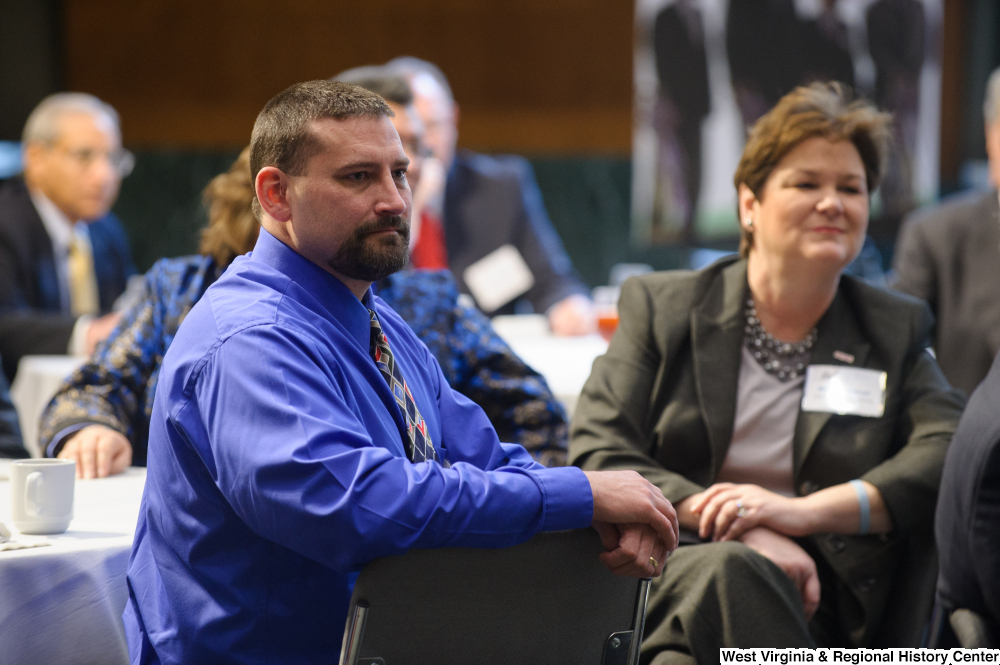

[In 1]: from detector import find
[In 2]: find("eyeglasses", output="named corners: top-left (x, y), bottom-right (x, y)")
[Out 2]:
top-left (55, 146), bottom-right (135, 177)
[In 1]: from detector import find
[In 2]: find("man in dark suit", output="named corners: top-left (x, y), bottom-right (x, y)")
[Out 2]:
top-left (936, 349), bottom-right (1000, 634)
top-left (0, 93), bottom-right (135, 382)
top-left (893, 67), bottom-right (1000, 396)
top-left (384, 57), bottom-right (594, 334)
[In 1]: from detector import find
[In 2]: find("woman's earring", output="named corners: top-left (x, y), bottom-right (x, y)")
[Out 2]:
top-left (745, 217), bottom-right (754, 230)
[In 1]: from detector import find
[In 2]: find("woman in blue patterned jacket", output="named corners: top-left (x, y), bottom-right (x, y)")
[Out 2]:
top-left (39, 148), bottom-right (568, 476)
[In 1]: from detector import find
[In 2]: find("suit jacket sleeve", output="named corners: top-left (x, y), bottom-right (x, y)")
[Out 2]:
top-left (859, 303), bottom-right (964, 535)
top-left (38, 285), bottom-right (156, 458)
top-left (39, 258), bottom-right (202, 463)
top-left (509, 158), bottom-right (590, 314)
top-left (570, 276), bottom-right (705, 503)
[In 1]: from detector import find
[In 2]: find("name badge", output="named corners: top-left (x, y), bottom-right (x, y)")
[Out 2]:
top-left (463, 244), bottom-right (535, 312)
top-left (801, 365), bottom-right (887, 418)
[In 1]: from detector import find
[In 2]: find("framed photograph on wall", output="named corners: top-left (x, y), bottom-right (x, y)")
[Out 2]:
top-left (631, 0), bottom-right (943, 248)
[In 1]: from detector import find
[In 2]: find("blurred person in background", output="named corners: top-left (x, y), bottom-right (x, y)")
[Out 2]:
top-left (571, 83), bottom-right (964, 660)
top-left (652, 0), bottom-right (710, 236)
top-left (0, 353), bottom-right (28, 458)
top-left (0, 93), bottom-right (136, 383)
top-left (385, 56), bottom-right (596, 335)
top-left (893, 66), bottom-right (1000, 397)
top-left (726, 0), bottom-right (803, 128)
top-left (40, 74), bottom-right (569, 479)
top-left (866, 0), bottom-right (925, 237)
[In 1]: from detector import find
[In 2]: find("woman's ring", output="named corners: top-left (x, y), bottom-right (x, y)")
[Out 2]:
top-left (736, 501), bottom-right (747, 518)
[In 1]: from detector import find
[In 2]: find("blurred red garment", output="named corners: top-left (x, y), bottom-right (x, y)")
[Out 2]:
top-left (410, 210), bottom-right (448, 270)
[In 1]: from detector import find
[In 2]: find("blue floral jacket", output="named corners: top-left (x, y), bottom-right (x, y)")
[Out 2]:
top-left (39, 256), bottom-right (568, 466)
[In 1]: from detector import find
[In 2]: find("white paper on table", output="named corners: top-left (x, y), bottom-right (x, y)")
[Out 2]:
top-left (463, 244), bottom-right (535, 313)
top-left (801, 365), bottom-right (887, 418)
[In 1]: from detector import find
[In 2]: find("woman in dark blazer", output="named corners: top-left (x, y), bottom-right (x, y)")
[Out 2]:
top-left (570, 83), bottom-right (965, 662)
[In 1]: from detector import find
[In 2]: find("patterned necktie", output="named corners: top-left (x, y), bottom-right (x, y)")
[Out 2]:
top-left (368, 309), bottom-right (439, 464)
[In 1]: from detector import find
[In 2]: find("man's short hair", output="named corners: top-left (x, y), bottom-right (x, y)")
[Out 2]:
top-left (332, 66), bottom-right (414, 107)
top-left (22, 92), bottom-right (121, 145)
top-left (384, 56), bottom-right (454, 101)
top-left (984, 66), bottom-right (1000, 127)
top-left (249, 80), bottom-right (394, 220)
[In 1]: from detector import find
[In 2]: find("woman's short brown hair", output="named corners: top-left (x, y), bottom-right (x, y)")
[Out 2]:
top-left (733, 82), bottom-right (892, 257)
top-left (198, 146), bottom-right (259, 267)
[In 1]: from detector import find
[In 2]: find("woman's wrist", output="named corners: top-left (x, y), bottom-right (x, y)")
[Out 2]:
top-left (674, 495), bottom-right (703, 532)
top-left (784, 495), bottom-right (820, 536)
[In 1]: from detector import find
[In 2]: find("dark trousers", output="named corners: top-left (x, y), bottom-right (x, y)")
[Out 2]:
top-left (640, 542), bottom-right (815, 665)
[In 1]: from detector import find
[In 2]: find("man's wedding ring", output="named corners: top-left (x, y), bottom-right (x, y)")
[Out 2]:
top-left (649, 556), bottom-right (658, 569)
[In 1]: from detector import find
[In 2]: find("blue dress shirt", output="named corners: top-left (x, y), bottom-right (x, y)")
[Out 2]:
top-left (123, 229), bottom-right (593, 664)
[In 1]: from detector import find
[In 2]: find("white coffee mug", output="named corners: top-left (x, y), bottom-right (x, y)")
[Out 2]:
top-left (9, 459), bottom-right (75, 534)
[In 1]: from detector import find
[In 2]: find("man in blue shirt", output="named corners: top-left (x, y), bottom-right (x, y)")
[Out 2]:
top-left (124, 80), bottom-right (678, 664)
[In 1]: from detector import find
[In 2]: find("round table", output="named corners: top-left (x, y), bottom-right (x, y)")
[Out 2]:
top-left (0, 467), bottom-right (145, 665)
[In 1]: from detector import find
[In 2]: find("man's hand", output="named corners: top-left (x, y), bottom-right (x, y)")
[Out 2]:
top-left (739, 527), bottom-right (820, 619)
top-left (584, 470), bottom-right (679, 577)
top-left (58, 425), bottom-right (132, 479)
top-left (84, 312), bottom-right (123, 356)
top-left (548, 294), bottom-right (597, 336)
top-left (593, 521), bottom-right (669, 577)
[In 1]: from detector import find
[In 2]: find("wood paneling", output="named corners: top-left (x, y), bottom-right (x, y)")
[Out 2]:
top-left (63, 0), bottom-right (634, 153)
top-left (939, 0), bottom-right (968, 183)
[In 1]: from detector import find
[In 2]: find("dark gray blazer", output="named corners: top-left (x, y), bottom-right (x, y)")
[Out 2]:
top-left (936, 349), bottom-right (1000, 625)
top-left (571, 257), bottom-right (965, 645)
top-left (443, 150), bottom-right (589, 316)
top-left (893, 190), bottom-right (1000, 396)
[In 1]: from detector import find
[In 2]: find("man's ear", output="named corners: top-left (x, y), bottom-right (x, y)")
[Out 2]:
top-left (21, 142), bottom-right (49, 186)
top-left (255, 167), bottom-right (292, 223)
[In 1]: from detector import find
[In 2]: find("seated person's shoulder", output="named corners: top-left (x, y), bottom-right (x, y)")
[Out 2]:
top-left (900, 189), bottom-right (995, 239)
top-left (377, 270), bottom-right (461, 325)
top-left (194, 257), bottom-right (288, 337)
top-left (381, 269), bottom-right (457, 300)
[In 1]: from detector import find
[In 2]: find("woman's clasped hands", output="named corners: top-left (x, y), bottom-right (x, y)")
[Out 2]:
top-left (687, 482), bottom-right (814, 542)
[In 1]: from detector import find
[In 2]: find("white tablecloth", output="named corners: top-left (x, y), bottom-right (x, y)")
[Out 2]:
top-left (0, 467), bottom-right (145, 665)
top-left (10, 355), bottom-right (87, 458)
top-left (491, 316), bottom-right (609, 417)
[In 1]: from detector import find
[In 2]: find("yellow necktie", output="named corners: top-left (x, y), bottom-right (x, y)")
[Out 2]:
top-left (67, 232), bottom-right (99, 316)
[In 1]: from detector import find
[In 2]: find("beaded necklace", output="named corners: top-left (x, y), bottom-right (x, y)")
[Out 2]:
top-left (744, 297), bottom-right (816, 381)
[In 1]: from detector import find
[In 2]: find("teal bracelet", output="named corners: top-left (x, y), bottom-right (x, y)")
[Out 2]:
top-left (850, 480), bottom-right (871, 535)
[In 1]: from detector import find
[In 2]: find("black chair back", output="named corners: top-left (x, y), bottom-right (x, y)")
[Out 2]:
top-left (340, 528), bottom-right (651, 665)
